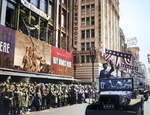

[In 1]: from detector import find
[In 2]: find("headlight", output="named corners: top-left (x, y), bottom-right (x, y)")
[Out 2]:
top-left (119, 95), bottom-right (131, 105)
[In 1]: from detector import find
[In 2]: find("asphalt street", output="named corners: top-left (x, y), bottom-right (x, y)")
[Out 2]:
top-left (27, 98), bottom-right (150, 115)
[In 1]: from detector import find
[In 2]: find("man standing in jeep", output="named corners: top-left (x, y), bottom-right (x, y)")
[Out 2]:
top-left (98, 60), bottom-right (114, 89)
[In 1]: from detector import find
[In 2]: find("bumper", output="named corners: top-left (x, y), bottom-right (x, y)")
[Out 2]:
top-left (85, 110), bottom-right (136, 115)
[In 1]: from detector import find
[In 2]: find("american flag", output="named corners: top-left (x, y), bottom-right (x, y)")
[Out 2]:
top-left (120, 63), bottom-right (139, 77)
top-left (105, 49), bottom-right (132, 69)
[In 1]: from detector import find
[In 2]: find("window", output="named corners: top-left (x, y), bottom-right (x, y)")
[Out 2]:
top-left (73, 56), bottom-right (77, 64)
top-left (40, 0), bottom-right (46, 12)
top-left (5, 2), bottom-right (16, 29)
top-left (30, 12), bottom-right (39, 39)
top-left (86, 5), bottom-right (90, 15)
top-left (86, 30), bottom-right (90, 38)
top-left (48, 1), bottom-right (53, 19)
top-left (62, 0), bottom-right (64, 4)
top-left (86, 42), bottom-right (90, 50)
top-left (19, 6), bottom-right (29, 35)
top-left (40, 18), bottom-right (47, 41)
top-left (30, 0), bottom-right (38, 7)
top-left (61, 14), bottom-right (65, 27)
top-left (91, 29), bottom-right (95, 37)
top-left (91, 17), bottom-right (95, 25)
top-left (48, 30), bottom-right (53, 44)
top-left (81, 43), bottom-right (85, 51)
top-left (91, 42), bottom-right (95, 48)
top-left (81, 6), bottom-right (85, 15)
top-left (81, 56), bottom-right (85, 63)
top-left (61, 9), bottom-right (66, 27)
top-left (81, 30), bottom-right (85, 39)
top-left (91, 4), bottom-right (95, 14)
top-left (81, 18), bottom-right (85, 27)
top-left (86, 17), bottom-right (90, 26)
top-left (86, 55), bottom-right (90, 63)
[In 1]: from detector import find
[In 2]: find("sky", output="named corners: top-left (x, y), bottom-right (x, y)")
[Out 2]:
top-left (119, 0), bottom-right (150, 82)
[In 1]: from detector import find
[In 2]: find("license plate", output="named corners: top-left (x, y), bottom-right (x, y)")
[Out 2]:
top-left (103, 104), bottom-right (115, 109)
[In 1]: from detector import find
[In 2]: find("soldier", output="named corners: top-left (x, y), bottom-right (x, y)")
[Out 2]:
top-left (70, 85), bottom-right (76, 105)
top-left (1, 83), bottom-right (12, 115)
top-left (29, 83), bottom-right (35, 111)
top-left (41, 83), bottom-right (47, 110)
top-left (50, 85), bottom-right (56, 108)
top-left (33, 87), bottom-right (42, 111)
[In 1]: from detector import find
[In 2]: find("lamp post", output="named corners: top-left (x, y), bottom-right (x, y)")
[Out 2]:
top-left (90, 47), bottom-right (96, 83)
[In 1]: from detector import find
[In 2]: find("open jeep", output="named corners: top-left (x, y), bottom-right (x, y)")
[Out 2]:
top-left (85, 78), bottom-right (144, 115)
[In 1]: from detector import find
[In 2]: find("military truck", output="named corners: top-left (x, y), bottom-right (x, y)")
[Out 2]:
top-left (85, 78), bottom-right (144, 115)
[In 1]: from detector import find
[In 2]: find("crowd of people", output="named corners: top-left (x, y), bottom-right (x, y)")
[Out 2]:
top-left (0, 76), bottom-right (98, 115)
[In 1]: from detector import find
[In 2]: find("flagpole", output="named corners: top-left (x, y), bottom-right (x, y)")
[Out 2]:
top-left (22, 18), bottom-right (34, 46)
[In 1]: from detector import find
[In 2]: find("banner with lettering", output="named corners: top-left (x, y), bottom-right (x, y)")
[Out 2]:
top-left (0, 25), bottom-right (15, 69)
top-left (51, 46), bottom-right (73, 77)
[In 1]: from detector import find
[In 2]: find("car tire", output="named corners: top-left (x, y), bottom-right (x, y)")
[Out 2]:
top-left (134, 102), bottom-right (143, 115)
top-left (144, 93), bottom-right (148, 101)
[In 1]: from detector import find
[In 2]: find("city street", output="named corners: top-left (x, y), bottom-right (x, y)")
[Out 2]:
top-left (27, 98), bottom-right (150, 115)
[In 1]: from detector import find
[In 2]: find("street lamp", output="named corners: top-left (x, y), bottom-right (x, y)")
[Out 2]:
top-left (147, 54), bottom-right (150, 63)
top-left (90, 47), bottom-right (96, 83)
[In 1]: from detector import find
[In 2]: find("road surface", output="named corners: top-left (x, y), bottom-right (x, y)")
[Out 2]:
top-left (27, 98), bottom-right (150, 115)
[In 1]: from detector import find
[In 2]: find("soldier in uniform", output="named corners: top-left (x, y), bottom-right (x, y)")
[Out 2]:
top-left (70, 85), bottom-right (76, 105)
top-left (41, 83), bottom-right (47, 110)
top-left (46, 84), bottom-right (51, 109)
top-left (1, 83), bottom-right (12, 115)
top-left (28, 83), bottom-right (35, 111)
top-left (33, 86), bottom-right (42, 111)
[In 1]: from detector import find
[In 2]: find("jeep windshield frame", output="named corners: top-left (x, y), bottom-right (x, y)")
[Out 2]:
top-left (100, 78), bottom-right (134, 91)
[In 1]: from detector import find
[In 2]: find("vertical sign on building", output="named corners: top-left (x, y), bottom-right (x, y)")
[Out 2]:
top-left (73, 0), bottom-right (78, 48)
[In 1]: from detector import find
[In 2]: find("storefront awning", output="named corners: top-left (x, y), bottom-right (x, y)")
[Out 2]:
top-left (0, 68), bottom-right (80, 81)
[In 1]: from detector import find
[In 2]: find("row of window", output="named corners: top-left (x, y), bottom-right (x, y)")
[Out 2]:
top-left (81, 17), bottom-right (94, 27)
top-left (5, 1), bottom-right (53, 44)
top-left (82, 29), bottom-right (95, 39)
top-left (27, 0), bottom-right (53, 17)
top-left (81, 42), bottom-right (95, 51)
top-left (74, 55), bottom-right (91, 63)
top-left (81, 4), bottom-right (95, 15)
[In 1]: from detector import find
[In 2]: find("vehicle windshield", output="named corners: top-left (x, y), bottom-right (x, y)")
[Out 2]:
top-left (100, 78), bottom-right (133, 91)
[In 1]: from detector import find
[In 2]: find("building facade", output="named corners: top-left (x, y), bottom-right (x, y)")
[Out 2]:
top-left (0, 0), bottom-right (74, 51)
top-left (0, 0), bottom-right (76, 83)
top-left (72, 0), bottom-right (120, 83)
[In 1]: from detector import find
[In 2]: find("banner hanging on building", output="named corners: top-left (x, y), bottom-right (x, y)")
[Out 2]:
top-left (51, 46), bottom-right (73, 76)
top-left (0, 25), bottom-right (15, 69)
top-left (14, 31), bottom-right (52, 73)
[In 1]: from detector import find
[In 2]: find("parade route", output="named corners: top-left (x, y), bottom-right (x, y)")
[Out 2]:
top-left (27, 103), bottom-right (88, 115)
top-left (27, 97), bottom-right (150, 115)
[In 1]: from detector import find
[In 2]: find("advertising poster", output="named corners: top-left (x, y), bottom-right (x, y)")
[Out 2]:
top-left (14, 31), bottom-right (52, 73)
top-left (51, 46), bottom-right (73, 77)
top-left (0, 25), bottom-right (15, 69)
